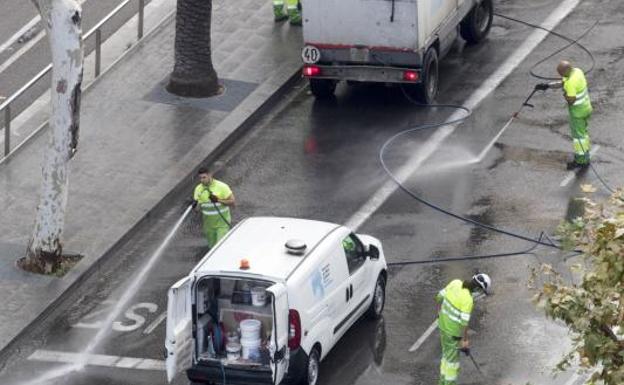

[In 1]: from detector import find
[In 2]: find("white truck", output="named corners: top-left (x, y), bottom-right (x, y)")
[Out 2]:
top-left (301, 0), bottom-right (494, 102)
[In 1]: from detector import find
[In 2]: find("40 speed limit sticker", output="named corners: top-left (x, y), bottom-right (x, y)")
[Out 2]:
top-left (302, 45), bottom-right (321, 64)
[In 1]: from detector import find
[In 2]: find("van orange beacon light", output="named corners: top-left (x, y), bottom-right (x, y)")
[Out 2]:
top-left (239, 258), bottom-right (250, 270)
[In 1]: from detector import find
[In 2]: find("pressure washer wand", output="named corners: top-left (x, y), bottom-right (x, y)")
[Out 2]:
top-left (460, 348), bottom-right (487, 380)
top-left (512, 88), bottom-right (539, 118)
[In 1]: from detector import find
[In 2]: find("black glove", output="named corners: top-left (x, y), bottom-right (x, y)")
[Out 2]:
top-left (192, 199), bottom-right (199, 208)
top-left (535, 83), bottom-right (549, 91)
top-left (209, 194), bottom-right (219, 203)
top-left (459, 347), bottom-right (470, 355)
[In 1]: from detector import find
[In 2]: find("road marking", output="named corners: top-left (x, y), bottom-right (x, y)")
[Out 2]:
top-left (0, 0), bottom-right (86, 76)
top-left (28, 350), bottom-right (165, 371)
top-left (0, 15), bottom-right (41, 55)
top-left (559, 145), bottom-right (600, 187)
top-left (143, 311), bottom-right (166, 335)
top-left (408, 320), bottom-right (438, 352)
top-left (346, 0), bottom-right (583, 231)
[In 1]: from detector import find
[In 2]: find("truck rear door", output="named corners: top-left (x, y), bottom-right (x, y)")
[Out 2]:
top-left (165, 276), bottom-right (193, 383)
top-left (267, 283), bottom-right (289, 385)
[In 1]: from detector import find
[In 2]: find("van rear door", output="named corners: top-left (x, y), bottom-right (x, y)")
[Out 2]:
top-left (267, 283), bottom-right (289, 385)
top-left (165, 277), bottom-right (193, 383)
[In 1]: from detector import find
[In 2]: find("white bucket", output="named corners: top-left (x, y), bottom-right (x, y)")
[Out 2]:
top-left (251, 287), bottom-right (267, 306)
top-left (240, 337), bottom-right (261, 361)
top-left (226, 342), bottom-right (241, 361)
top-left (240, 319), bottom-right (261, 340)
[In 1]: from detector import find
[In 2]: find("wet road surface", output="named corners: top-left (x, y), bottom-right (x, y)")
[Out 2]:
top-left (2, 0), bottom-right (624, 384)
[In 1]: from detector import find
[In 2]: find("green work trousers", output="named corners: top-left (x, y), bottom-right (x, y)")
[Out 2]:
top-left (439, 330), bottom-right (461, 385)
top-left (202, 220), bottom-right (229, 249)
top-left (569, 110), bottom-right (592, 164)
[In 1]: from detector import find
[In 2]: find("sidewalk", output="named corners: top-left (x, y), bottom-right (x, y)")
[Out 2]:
top-left (0, 0), bottom-right (302, 352)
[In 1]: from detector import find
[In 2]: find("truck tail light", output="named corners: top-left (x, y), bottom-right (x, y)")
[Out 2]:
top-left (403, 70), bottom-right (419, 82)
top-left (288, 309), bottom-right (301, 349)
top-left (303, 65), bottom-right (321, 77)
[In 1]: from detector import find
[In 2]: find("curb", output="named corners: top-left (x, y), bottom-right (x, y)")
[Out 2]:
top-left (0, 66), bottom-right (303, 359)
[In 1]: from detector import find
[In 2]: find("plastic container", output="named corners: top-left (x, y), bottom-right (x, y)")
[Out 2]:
top-left (240, 319), bottom-right (261, 340)
top-left (226, 342), bottom-right (241, 361)
top-left (251, 287), bottom-right (267, 306)
top-left (240, 337), bottom-right (261, 361)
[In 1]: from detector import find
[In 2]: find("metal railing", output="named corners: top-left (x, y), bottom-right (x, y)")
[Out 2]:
top-left (0, 0), bottom-right (146, 160)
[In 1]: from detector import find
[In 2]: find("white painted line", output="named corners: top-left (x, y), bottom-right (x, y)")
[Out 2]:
top-left (28, 349), bottom-right (165, 371)
top-left (0, 30), bottom-right (46, 75)
top-left (0, 16), bottom-right (41, 55)
top-left (143, 311), bottom-right (166, 335)
top-left (346, 0), bottom-right (583, 231)
top-left (408, 320), bottom-right (438, 352)
top-left (560, 145), bottom-right (600, 187)
top-left (0, 0), bottom-right (86, 76)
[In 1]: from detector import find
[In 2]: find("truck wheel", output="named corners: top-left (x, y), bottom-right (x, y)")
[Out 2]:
top-left (460, 0), bottom-right (493, 44)
top-left (366, 274), bottom-right (386, 319)
top-left (301, 346), bottom-right (320, 385)
top-left (309, 79), bottom-right (336, 99)
top-left (415, 48), bottom-right (438, 104)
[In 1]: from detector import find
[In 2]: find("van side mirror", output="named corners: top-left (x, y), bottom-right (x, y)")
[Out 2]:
top-left (367, 244), bottom-right (380, 260)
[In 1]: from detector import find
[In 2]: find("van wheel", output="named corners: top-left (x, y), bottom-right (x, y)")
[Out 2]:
top-left (367, 275), bottom-right (386, 319)
top-left (414, 48), bottom-right (438, 104)
top-left (460, 0), bottom-right (493, 44)
top-left (310, 79), bottom-right (336, 99)
top-left (302, 346), bottom-right (320, 385)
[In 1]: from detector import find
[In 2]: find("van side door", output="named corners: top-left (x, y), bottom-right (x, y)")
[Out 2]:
top-left (267, 283), bottom-right (289, 385)
top-left (333, 234), bottom-right (371, 338)
top-left (165, 276), bottom-right (193, 383)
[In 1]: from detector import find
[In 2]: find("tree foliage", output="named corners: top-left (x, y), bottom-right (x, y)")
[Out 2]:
top-left (532, 189), bottom-right (624, 384)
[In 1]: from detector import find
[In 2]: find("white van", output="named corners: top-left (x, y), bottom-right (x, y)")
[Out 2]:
top-left (165, 217), bottom-right (388, 385)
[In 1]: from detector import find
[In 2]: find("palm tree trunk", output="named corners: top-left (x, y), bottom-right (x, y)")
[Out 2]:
top-left (167, 0), bottom-right (221, 97)
top-left (26, 0), bottom-right (83, 274)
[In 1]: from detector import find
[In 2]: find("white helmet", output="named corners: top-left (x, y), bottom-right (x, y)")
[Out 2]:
top-left (472, 273), bottom-right (492, 295)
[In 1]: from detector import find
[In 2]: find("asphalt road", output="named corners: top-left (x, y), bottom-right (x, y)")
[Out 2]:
top-left (0, 0), bottom-right (148, 117)
top-left (1, 0), bottom-right (624, 384)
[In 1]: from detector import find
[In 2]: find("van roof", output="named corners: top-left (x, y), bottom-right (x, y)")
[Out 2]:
top-left (193, 217), bottom-right (343, 280)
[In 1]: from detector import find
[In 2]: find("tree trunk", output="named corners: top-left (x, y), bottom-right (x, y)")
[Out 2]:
top-left (25, 0), bottom-right (83, 274)
top-left (167, 0), bottom-right (221, 98)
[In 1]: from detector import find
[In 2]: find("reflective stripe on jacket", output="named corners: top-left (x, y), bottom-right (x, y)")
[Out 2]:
top-left (563, 68), bottom-right (592, 117)
top-left (193, 180), bottom-right (232, 227)
top-left (436, 279), bottom-right (474, 337)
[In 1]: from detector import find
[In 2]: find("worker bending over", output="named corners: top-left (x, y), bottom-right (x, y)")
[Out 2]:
top-left (435, 273), bottom-right (491, 385)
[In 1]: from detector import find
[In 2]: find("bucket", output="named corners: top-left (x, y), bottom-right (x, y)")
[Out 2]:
top-left (240, 319), bottom-right (261, 340)
top-left (226, 342), bottom-right (241, 361)
top-left (251, 287), bottom-right (267, 306)
top-left (240, 337), bottom-right (261, 361)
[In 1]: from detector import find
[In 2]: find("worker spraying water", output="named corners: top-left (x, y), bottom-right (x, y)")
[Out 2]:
top-left (192, 167), bottom-right (235, 249)
top-left (535, 60), bottom-right (593, 170)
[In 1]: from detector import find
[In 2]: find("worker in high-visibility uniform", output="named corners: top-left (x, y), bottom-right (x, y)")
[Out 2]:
top-left (435, 273), bottom-right (491, 385)
top-left (192, 167), bottom-right (235, 248)
top-left (273, 0), bottom-right (301, 25)
top-left (536, 60), bottom-right (593, 170)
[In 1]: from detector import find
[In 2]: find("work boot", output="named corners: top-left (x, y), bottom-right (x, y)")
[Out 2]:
top-left (274, 5), bottom-right (288, 22)
top-left (288, 9), bottom-right (302, 25)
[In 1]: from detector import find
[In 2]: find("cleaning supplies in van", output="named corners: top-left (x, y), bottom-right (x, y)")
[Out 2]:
top-left (251, 286), bottom-right (267, 306)
top-left (226, 342), bottom-right (242, 361)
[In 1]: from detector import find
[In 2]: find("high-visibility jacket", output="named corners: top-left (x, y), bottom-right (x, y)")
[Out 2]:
top-left (193, 179), bottom-right (232, 228)
top-left (563, 67), bottom-right (592, 118)
top-left (436, 280), bottom-right (473, 337)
